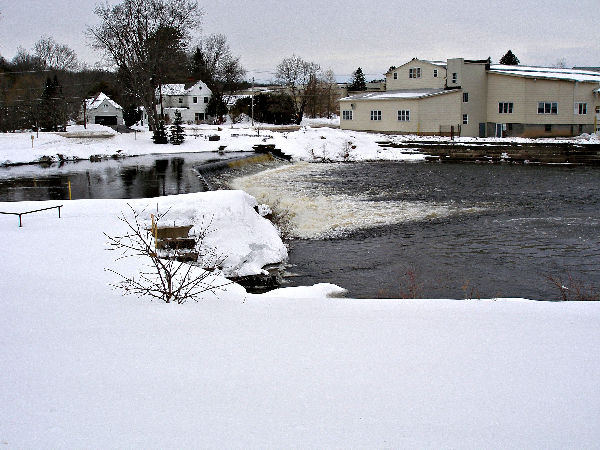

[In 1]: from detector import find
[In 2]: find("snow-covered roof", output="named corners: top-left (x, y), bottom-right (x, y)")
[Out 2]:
top-left (489, 65), bottom-right (600, 83)
top-left (160, 81), bottom-right (207, 96)
top-left (423, 60), bottom-right (447, 68)
top-left (161, 84), bottom-right (187, 96)
top-left (341, 88), bottom-right (459, 101)
top-left (85, 92), bottom-right (122, 110)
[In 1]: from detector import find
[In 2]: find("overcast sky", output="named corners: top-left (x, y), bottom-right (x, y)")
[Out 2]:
top-left (1, 0), bottom-right (598, 82)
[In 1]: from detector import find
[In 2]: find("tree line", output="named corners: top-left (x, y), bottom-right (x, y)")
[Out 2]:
top-left (0, 0), bottom-right (342, 135)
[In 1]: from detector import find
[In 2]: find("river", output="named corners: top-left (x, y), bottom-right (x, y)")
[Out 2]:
top-left (231, 161), bottom-right (600, 300)
top-left (1, 154), bottom-right (598, 300)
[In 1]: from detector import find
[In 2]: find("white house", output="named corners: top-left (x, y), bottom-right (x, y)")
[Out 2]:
top-left (158, 80), bottom-right (212, 123)
top-left (82, 92), bottom-right (123, 126)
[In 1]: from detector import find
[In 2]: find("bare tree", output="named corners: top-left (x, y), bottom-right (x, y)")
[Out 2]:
top-left (190, 34), bottom-right (246, 119)
top-left (275, 55), bottom-right (321, 124)
top-left (87, 0), bottom-right (203, 131)
top-left (552, 58), bottom-right (567, 69)
top-left (11, 47), bottom-right (44, 71)
top-left (34, 36), bottom-right (79, 71)
top-left (305, 68), bottom-right (338, 119)
top-left (105, 205), bottom-right (230, 304)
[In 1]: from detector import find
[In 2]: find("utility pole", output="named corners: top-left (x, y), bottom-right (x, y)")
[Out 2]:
top-left (251, 77), bottom-right (255, 127)
top-left (82, 99), bottom-right (87, 129)
top-left (159, 82), bottom-right (164, 120)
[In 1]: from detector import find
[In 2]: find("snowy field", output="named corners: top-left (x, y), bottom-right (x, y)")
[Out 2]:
top-left (1, 124), bottom-right (600, 447)
top-left (1, 192), bottom-right (599, 448)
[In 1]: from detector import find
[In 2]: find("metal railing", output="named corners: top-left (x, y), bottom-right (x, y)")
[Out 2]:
top-left (0, 205), bottom-right (63, 227)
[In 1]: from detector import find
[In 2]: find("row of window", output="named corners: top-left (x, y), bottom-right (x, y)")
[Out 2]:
top-left (393, 68), bottom-right (439, 79)
top-left (499, 102), bottom-right (588, 115)
top-left (342, 102), bottom-right (596, 122)
top-left (342, 110), bottom-right (411, 121)
top-left (178, 96), bottom-right (209, 104)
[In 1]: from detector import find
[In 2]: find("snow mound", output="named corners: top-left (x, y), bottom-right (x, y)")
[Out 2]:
top-left (257, 283), bottom-right (347, 299)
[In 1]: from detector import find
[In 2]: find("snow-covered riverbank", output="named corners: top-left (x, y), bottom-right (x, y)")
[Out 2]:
top-left (1, 191), bottom-right (599, 448)
top-left (2, 120), bottom-right (598, 167)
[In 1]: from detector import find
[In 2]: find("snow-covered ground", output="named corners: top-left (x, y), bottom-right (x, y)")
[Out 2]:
top-left (0, 122), bottom-right (426, 165)
top-left (2, 124), bottom-right (600, 447)
top-left (1, 192), bottom-right (599, 448)
top-left (2, 120), bottom-right (597, 166)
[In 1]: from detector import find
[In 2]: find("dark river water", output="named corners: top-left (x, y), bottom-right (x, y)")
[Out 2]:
top-left (1, 155), bottom-right (598, 300)
top-left (279, 162), bottom-right (600, 300)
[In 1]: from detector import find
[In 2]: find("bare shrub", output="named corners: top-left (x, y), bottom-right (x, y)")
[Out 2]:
top-left (461, 279), bottom-right (481, 300)
top-left (105, 204), bottom-right (230, 303)
top-left (398, 269), bottom-right (423, 299)
top-left (545, 273), bottom-right (599, 301)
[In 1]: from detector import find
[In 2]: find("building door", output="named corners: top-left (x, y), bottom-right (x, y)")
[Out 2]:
top-left (495, 123), bottom-right (504, 138)
top-left (479, 123), bottom-right (486, 138)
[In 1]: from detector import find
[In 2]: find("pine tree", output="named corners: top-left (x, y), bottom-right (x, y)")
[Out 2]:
top-left (499, 50), bottom-right (520, 66)
top-left (39, 75), bottom-right (67, 131)
top-left (169, 110), bottom-right (185, 145)
top-left (152, 120), bottom-right (168, 144)
top-left (348, 67), bottom-right (367, 91)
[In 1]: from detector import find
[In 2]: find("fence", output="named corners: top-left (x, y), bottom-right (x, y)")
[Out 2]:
top-left (0, 205), bottom-right (63, 227)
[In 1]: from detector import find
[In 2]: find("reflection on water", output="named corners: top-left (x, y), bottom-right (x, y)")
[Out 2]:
top-left (0, 153), bottom-right (237, 202)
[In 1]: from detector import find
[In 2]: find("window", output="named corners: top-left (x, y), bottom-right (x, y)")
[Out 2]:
top-left (538, 102), bottom-right (558, 114)
top-left (433, 69), bottom-right (438, 78)
top-left (193, 97), bottom-right (198, 104)
top-left (575, 103), bottom-right (587, 114)
top-left (409, 68), bottom-right (421, 78)
top-left (370, 110), bottom-right (382, 121)
top-left (452, 72), bottom-right (457, 83)
top-left (397, 110), bottom-right (410, 121)
top-left (393, 72), bottom-right (398, 80)
top-left (545, 124), bottom-right (552, 132)
top-left (195, 112), bottom-right (205, 122)
top-left (204, 97), bottom-right (209, 103)
top-left (342, 110), bottom-right (353, 120)
top-left (596, 106), bottom-right (600, 114)
top-left (462, 114), bottom-right (468, 125)
top-left (178, 98), bottom-right (183, 104)
top-left (463, 92), bottom-right (469, 103)
top-left (498, 102), bottom-right (514, 114)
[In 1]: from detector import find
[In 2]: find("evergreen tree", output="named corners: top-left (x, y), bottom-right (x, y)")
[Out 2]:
top-left (39, 75), bottom-right (67, 131)
top-left (152, 120), bottom-right (168, 144)
top-left (169, 110), bottom-right (185, 145)
top-left (348, 67), bottom-right (367, 91)
top-left (499, 50), bottom-right (520, 65)
top-left (122, 104), bottom-right (142, 127)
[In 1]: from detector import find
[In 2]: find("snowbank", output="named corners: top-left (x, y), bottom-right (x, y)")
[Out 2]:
top-left (1, 193), bottom-right (600, 448)
top-left (0, 191), bottom-right (286, 279)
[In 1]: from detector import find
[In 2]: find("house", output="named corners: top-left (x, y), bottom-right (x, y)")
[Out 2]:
top-left (340, 57), bottom-right (600, 137)
top-left (82, 92), bottom-right (123, 126)
top-left (158, 81), bottom-right (212, 123)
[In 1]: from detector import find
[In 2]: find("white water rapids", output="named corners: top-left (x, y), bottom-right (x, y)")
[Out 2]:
top-left (230, 162), bottom-right (482, 239)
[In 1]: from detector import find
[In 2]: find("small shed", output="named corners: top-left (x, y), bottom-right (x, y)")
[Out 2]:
top-left (82, 92), bottom-right (124, 126)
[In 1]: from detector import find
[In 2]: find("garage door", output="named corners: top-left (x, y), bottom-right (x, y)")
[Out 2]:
top-left (95, 116), bottom-right (118, 125)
